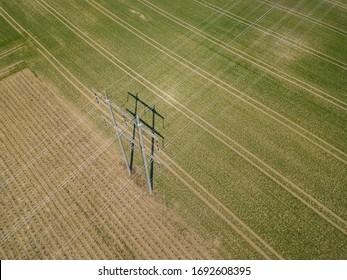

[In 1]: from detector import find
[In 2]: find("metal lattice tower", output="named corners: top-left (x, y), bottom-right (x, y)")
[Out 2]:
top-left (92, 89), bottom-right (163, 194)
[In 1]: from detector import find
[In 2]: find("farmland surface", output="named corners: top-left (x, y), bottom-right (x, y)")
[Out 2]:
top-left (0, 69), bottom-right (212, 259)
top-left (1, 0), bottom-right (347, 259)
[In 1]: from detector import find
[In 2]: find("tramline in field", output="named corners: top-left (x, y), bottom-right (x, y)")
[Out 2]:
top-left (1, 0), bottom-right (346, 259)
top-left (0, 69), bottom-right (211, 259)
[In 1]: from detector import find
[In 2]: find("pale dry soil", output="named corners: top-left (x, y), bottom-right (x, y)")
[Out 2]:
top-left (0, 69), bottom-right (212, 259)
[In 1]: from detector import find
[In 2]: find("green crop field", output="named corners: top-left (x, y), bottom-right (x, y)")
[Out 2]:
top-left (1, 0), bottom-right (346, 259)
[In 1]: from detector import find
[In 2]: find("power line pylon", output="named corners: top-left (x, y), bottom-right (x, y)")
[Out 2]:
top-left (126, 92), bottom-right (164, 193)
top-left (91, 89), bottom-right (163, 194)
top-left (129, 93), bottom-right (138, 173)
top-left (136, 115), bottom-right (152, 194)
top-left (104, 89), bottom-right (131, 176)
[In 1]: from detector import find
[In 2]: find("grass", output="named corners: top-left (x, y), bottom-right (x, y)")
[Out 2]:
top-left (1, 0), bottom-right (347, 259)
top-left (0, 15), bottom-right (23, 53)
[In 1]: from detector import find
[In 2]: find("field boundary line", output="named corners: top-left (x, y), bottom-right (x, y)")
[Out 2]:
top-left (255, 0), bottom-right (347, 36)
top-left (0, 6), bottom-right (283, 259)
top-left (139, 0), bottom-right (347, 109)
top-left (0, 44), bottom-right (25, 60)
top-left (2, 77), bottom-right (165, 259)
top-left (48, 127), bottom-right (270, 259)
top-left (0, 60), bottom-right (25, 79)
top-left (37, 29), bottom-right (278, 260)
top-left (87, 0), bottom-right (347, 163)
top-left (4, 2), bottom-right (346, 259)
top-left (33, 0), bottom-right (347, 235)
top-left (0, 6), bottom-right (186, 260)
top-left (0, 60), bottom-right (24, 73)
top-left (192, 0), bottom-right (347, 69)
top-left (0, 7), bottom-right (97, 104)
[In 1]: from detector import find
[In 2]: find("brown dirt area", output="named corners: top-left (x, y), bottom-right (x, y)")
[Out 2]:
top-left (0, 69), bottom-right (212, 259)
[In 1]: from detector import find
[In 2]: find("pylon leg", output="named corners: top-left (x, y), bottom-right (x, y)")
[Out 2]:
top-left (104, 90), bottom-right (131, 176)
top-left (136, 115), bottom-right (152, 194)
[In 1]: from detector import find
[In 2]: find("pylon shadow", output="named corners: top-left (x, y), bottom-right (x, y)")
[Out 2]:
top-left (126, 92), bottom-right (164, 192)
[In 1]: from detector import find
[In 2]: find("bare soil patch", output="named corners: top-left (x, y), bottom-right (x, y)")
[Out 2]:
top-left (0, 69), bottom-right (211, 259)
